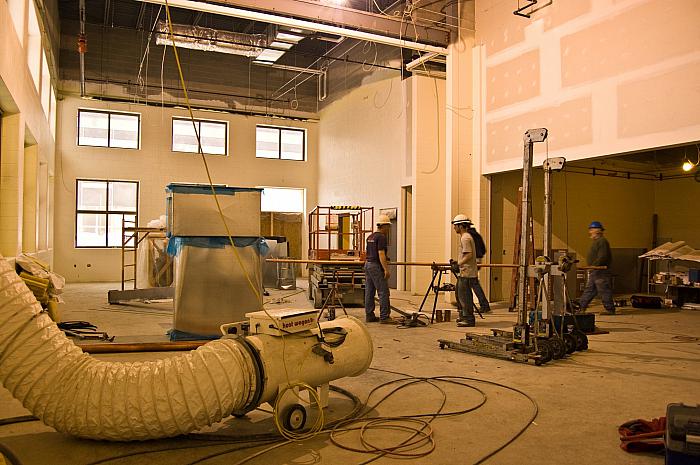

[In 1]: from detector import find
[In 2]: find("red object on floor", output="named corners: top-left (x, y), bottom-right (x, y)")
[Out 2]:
top-left (619, 417), bottom-right (667, 453)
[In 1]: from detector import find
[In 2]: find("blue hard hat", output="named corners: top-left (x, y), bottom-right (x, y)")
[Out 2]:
top-left (588, 221), bottom-right (604, 230)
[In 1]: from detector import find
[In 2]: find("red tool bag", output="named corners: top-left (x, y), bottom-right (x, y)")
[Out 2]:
top-left (618, 417), bottom-right (667, 453)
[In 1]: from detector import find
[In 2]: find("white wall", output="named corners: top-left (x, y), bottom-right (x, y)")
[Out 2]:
top-left (0, 0), bottom-right (56, 264)
top-left (317, 74), bottom-right (412, 286)
top-left (54, 96), bottom-right (319, 282)
top-left (318, 75), bottom-right (409, 211)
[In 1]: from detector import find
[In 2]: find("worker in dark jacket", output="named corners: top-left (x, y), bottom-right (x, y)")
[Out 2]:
top-left (579, 221), bottom-right (615, 314)
top-left (364, 214), bottom-right (396, 324)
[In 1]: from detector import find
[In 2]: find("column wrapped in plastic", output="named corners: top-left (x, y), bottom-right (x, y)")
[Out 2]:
top-left (0, 256), bottom-right (258, 441)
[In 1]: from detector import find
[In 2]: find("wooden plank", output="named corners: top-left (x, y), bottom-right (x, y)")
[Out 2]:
top-left (108, 286), bottom-right (174, 304)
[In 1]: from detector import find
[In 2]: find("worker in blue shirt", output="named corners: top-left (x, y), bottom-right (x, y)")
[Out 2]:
top-left (364, 214), bottom-right (396, 324)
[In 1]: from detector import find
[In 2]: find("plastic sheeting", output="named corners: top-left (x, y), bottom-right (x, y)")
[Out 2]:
top-left (172, 241), bottom-right (264, 338)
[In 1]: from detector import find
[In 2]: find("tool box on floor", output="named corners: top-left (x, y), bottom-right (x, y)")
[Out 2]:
top-left (666, 403), bottom-right (700, 465)
top-left (552, 313), bottom-right (596, 333)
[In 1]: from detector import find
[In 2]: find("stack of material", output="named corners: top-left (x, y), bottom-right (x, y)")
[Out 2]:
top-left (19, 272), bottom-right (50, 304)
top-left (15, 254), bottom-right (65, 321)
top-left (165, 184), bottom-right (265, 340)
top-left (640, 242), bottom-right (700, 263)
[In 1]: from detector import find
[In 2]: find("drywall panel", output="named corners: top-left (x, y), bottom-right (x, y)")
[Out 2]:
top-left (477, 0), bottom-right (700, 175)
top-left (618, 61), bottom-right (700, 138)
top-left (486, 49), bottom-right (540, 111)
top-left (475, 0), bottom-right (526, 55)
top-left (543, 0), bottom-right (591, 31)
top-left (54, 96), bottom-right (319, 282)
top-left (560, 0), bottom-right (699, 87)
top-left (486, 96), bottom-right (592, 163)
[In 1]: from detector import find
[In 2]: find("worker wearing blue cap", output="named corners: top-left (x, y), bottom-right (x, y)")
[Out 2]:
top-left (579, 221), bottom-right (615, 314)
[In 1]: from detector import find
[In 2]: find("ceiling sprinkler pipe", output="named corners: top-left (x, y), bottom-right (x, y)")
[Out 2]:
top-left (0, 254), bottom-right (373, 440)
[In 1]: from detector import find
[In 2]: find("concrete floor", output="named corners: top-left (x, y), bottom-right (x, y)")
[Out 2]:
top-left (1, 282), bottom-right (698, 465)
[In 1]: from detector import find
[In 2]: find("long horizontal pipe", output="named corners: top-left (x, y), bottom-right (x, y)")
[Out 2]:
top-left (78, 341), bottom-right (208, 353)
top-left (137, 0), bottom-right (449, 55)
top-left (266, 258), bottom-right (607, 270)
top-left (266, 258), bottom-right (519, 268)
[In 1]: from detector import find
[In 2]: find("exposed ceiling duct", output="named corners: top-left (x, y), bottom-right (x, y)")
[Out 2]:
top-left (154, 20), bottom-right (267, 57)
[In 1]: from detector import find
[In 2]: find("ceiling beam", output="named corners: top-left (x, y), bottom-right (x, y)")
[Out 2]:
top-left (137, 0), bottom-right (449, 54)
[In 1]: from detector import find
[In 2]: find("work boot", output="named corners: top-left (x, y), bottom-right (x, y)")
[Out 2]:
top-left (456, 318), bottom-right (476, 327)
top-left (601, 309), bottom-right (616, 315)
top-left (380, 317), bottom-right (398, 325)
top-left (365, 314), bottom-right (379, 323)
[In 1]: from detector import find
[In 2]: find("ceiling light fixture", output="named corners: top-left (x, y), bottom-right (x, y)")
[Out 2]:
top-left (681, 146), bottom-right (700, 172)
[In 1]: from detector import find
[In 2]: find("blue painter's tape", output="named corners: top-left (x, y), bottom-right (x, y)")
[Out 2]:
top-left (166, 236), bottom-right (269, 256)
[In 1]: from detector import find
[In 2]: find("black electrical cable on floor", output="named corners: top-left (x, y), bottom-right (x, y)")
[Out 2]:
top-left (369, 367), bottom-right (540, 465)
top-left (0, 441), bottom-right (21, 465)
top-left (0, 416), bottom-right (39, 427)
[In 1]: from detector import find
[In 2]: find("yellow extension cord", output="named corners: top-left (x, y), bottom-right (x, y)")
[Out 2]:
top-left (162, 0), bottom-right (323, 440)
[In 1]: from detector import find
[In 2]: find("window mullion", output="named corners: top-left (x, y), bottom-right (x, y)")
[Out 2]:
top-left (278, 128), bottom-right (282, 159)
top-left (105, 181), bottom-right (110, 247)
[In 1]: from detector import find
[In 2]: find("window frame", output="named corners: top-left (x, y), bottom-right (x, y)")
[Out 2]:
top-left (171, 117), bottom-right (229, 156)
top-left (77, 109), bottom-right (141, 149)
top-left (75, 179), bottom-right (139, 249)
top-left (255, 125), bottom-right (306, 161)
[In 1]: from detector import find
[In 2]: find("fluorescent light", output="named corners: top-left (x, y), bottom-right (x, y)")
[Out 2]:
top-left (269, 41), bottom-right (294, 50)
top-left (275, 32), bottom-right (305, 43)
top-left (254, 49), bottom-right (286, 62)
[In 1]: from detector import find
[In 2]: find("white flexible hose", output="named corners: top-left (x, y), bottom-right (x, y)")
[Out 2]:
top-left (0, 255), bottom-right (259, 440)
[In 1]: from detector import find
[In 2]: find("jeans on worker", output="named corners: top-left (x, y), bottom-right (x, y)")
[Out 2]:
top-left (456, 277), bottom-right (475, 322)
top-left (365, 262), bottom-right (390, 320)
top-left (469, 279), bottom-right (490, 312)
top-left (579, 269), bottom-right (615, 311)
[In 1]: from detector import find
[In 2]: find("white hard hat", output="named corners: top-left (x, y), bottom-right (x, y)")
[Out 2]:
top-left (377, 214), bottom-right (391, 225)
top-left (451, 214), bottom-right (471, 225)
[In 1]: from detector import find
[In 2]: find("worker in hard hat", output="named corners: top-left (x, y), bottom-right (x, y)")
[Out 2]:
top-left (450, 214), bottom-right (477, 327)
top-left (364, 214), bottom-right (396, 324)
top-left (579, 221), bottom-right (615, 314)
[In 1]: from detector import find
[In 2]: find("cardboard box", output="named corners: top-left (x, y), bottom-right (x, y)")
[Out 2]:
top-left (166, 184), bottom-right (261, 237)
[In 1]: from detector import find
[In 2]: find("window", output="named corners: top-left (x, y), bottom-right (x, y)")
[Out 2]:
top-left (76, 180), bottom-right (138, 248)
top-left (77, 109), bottom-right (141, 149)
top-left (172, 118), bottom-right (228, 155)
top-left (259, 187), bottom-right (305, 213)
top-left (256, 125), bottom-right (305, 161)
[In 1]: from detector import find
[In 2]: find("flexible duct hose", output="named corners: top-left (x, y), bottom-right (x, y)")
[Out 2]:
top-left (0, 255), bottom-right (259, 441)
